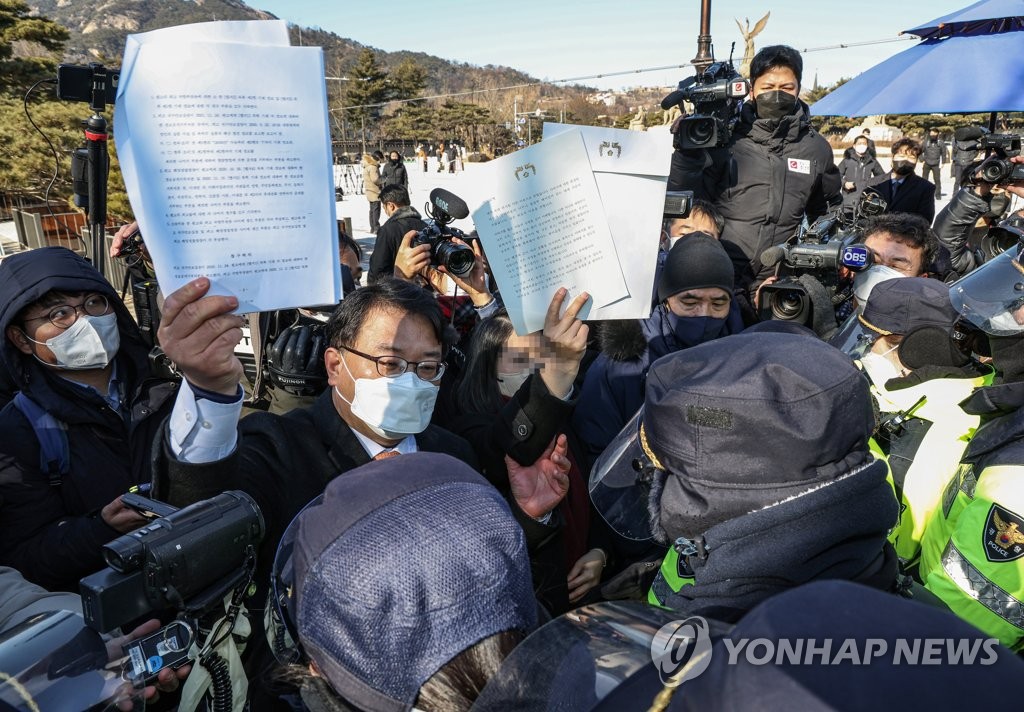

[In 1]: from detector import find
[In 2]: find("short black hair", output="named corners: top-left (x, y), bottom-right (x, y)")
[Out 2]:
top-left (750, 45), bottom-right (803, 85)
top-left (690, 199), bottom-right (725, 237)
top-left (379, 184), bottom-right (411, 207)
top-left (324, 278), bottom-right (444, 349)
top-left (862, 212), bottom-right (938, 270)
top-left (891, 138), bottom-right (922, 158)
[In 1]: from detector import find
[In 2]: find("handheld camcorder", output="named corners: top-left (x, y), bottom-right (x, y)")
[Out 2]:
top-left (956, 127), bottom-right (1024, 184)
top-left (56, 63), bottom-right (119, 111)
top-left (413, 188), bottom-right (475, 278)
top-left (79, 491), bottom-right (265, 634)
top-left (662, 61), bottom-right (749, 150)
top-left (758, 195), bottom-right (884, 325)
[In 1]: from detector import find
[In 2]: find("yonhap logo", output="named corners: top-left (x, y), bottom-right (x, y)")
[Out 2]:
top-left (650, 616), bottom-right (713, 686)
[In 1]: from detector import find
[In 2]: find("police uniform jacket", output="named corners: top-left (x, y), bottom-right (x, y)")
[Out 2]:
top-left (919, 380), bottom-right (1024, 650)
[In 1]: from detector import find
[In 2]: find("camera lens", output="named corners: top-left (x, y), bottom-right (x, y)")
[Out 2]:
top-left (979, 159), bottom-right (1009, 184)
top-left (684, 118), bottom-right (716, 147)
top-left (770, 289), bottom-right (810, 323)
top-left (436, 241), bottom-right (475, 277)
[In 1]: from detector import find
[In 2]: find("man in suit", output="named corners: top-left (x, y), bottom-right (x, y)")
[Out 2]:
top-left (866, 138), bottom-right (936, 224)
top-left (153, 277), bottom-right (563, 709)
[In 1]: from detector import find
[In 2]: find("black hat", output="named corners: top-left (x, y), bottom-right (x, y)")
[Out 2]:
top-left (657, 233), bottom-right (734, 303)
top-left (859, 277), bottom-right (958, 336)
top-left (643, 331), bottom-right (873, 539)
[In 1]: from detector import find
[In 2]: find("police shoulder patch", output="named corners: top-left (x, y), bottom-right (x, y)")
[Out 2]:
top-left (983, 503), bottom-right (1024, 563)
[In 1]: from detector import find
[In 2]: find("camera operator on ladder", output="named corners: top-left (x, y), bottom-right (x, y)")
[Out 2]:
top-left (667, 45), bottom-right (841, 317)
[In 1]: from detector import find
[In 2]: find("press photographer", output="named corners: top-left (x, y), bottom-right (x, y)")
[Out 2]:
top-left (392, 188), bottom-right (500, 341)
top-left (933, 148), bottom-right (1024, 277)
top-left (0, 248), bottom-right (180, 592)
top-left (758, 208), bottom-right (940, 338)
top-left (666, 44), bottom-right (841, 302)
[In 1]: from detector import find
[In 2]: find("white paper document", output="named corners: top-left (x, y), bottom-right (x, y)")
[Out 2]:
top-left (115, 21), bottom-right (340, 313)
top-left (543, 123), bottom-right (672, 320)
top-left (470, 130), bottom-right (628, 335)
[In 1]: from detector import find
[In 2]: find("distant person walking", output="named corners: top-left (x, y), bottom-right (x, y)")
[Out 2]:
top-left (381, 150), bottom-right (409, 189)
top-left (447, 143), bottom-right (457, 174)
top-left (362, 152), bottom-right (382, 235)
top-left (921, 128), bottom-right (949, 200)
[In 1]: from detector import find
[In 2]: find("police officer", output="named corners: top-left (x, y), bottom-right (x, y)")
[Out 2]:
top-left (844, 278), bottom-right (993, 573)
top-left (918, 248), bottom-right (1024, 650)
top-left (590, 329), bottom-right (899, 619)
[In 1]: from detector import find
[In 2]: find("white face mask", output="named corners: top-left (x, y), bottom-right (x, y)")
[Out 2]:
top-left (860, 343), bottom-right (901, 387)
top-left (854, 144), bottom-right (868, 155)
top-left (497, 369), bottom-right (531, 398)
top-left (335, 358), bottom-right (439, 440)
top-left (25, 312), bottom-right (120, 370)
top-left (853, 265), bottom-right (906, 310)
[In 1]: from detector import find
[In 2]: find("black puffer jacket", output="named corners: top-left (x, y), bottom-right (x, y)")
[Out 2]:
top-left (0, 248), bottom-right (178, 590)
top-left (669, 100), bottom-right (841, 286)
top-left (367, 205), bottom-right (427, 284)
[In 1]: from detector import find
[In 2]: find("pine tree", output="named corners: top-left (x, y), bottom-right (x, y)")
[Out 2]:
top-left (0, 0), bottom-right (69, 98)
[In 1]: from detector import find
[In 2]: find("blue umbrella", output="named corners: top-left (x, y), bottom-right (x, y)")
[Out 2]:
top-left (811, 0), bottom-right (1024, 116)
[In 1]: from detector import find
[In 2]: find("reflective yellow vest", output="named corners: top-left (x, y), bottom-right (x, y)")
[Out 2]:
top-left (919, 464), bottom-right (1024, 650)
top-left (867, 369), bottom-right (992, 568)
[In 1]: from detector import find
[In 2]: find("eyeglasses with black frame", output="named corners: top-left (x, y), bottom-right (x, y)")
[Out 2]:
top-left (21, 294), bottom-right (112, 330)
top-left (339, 344), bottom-right (446, 381)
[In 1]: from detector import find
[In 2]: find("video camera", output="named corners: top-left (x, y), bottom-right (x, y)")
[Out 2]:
top-left (758, 194), bottom-right (884, 325)
top-left (413, 188), bottom-right (475, 278)
top-left (662, 60), bottom-right (749, 150)
top-left (955, 127), bottom-right (1024, 184)
top-left (79, 490), bottom-right (265, 634)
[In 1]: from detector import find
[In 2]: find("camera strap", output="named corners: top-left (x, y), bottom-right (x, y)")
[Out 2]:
top-left (179, 596), bottom-right (252, 712)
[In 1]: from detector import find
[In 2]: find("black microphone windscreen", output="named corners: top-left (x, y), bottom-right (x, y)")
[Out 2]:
top-left (661, 90), bottom-right (686, 111)
top-left (760, 245), bottom-right (786, 269)
top-left (954, 126), bottom-right (986, 142)
top-left (429, 188), bottom-right (469, 219)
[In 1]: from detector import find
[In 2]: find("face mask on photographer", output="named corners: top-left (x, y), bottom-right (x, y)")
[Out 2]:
top-left (335, 358), bottom-right (439, 440)
top-left (854, 144), bottom-right (868, 155)
top-left (753, 90), bottom-right (798, 121)
top-left (892, 156), bottom-right (917, 176)
top-left (23, 312), bottom-right (120, 370)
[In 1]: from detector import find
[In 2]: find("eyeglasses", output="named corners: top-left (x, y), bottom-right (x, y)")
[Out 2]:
top-left (22, 294), bottom-right (111, 329)
top-left (340, 344), bottom-right (446, 381)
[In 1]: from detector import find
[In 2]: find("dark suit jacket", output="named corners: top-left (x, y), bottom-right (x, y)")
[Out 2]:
top-left (866, 172), bottom-right (936, 224)
top-left (153, 389), bottom-right (553, 710)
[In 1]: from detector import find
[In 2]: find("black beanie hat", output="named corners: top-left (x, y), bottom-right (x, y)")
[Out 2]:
top-left (657, 233), bottom-right (735, 303)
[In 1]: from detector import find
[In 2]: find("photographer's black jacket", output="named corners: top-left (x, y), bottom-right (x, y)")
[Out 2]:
top-left (0, 248), bottom-right (178, 591)
top-left (668, 100), bottom-right (841, 289)
top-left (367, 205), bottom-right (427, 284)
top-left (933, 186), bottom-right (991, 276)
